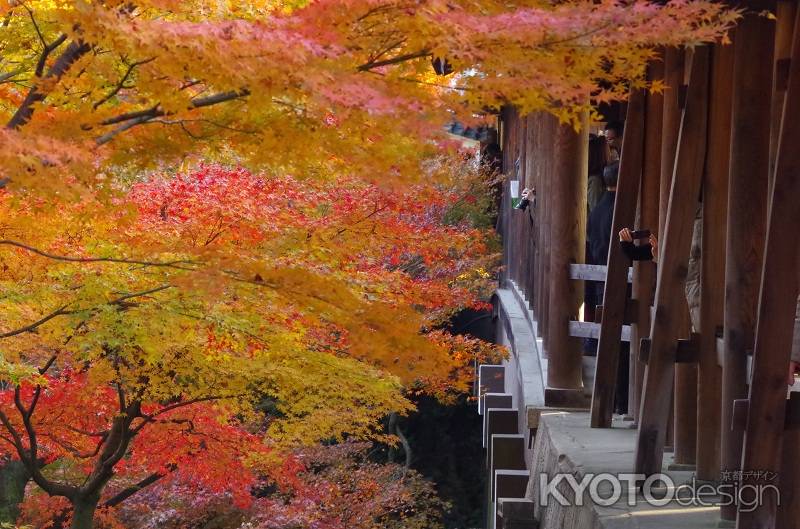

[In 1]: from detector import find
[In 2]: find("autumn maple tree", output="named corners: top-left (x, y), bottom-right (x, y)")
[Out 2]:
top-left (0, 162), bottom-right (502, 528)
top-left (0, 0), bottom-right (741, 528)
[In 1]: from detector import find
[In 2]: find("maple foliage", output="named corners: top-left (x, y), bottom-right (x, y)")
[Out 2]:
top-left (0, 160), bottom-right (502, 527)
top-left (0, 0), bottom-right (743, 527)
top-left (0, 0), bottom-right (737, 189)
top-left (108, 442), bottom-right (448, 529)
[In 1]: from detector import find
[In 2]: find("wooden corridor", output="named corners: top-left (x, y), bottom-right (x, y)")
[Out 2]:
top-left (493, 2), bottom-right (800, 527)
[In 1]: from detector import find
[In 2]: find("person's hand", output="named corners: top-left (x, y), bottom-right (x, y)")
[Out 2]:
top-left (521, 188), bottom-right (532, 200)
top-left (619, 228), bottom-right (633, 242)
top-left (789, 361), bottom-right (798, 386)
top-left (649, 234), bottom-right (659, 261)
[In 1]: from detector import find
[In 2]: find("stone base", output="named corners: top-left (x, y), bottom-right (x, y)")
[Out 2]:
top-left (527, 412), bottom-right (725, 529)
top-left (544, 387), bottom-right (590, 409)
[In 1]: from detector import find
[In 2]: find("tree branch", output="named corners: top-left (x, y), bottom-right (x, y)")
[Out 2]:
top-left (0, 304), bottom-right (72, 338)
top-left (103, 467), bottom-right (174, 507)
top-left (95, 89), bottom-right (251, 145)
top-left (0, 240), bottom-right (198, 269)
top-left (93, 57), bottom-right (155, 110)
top-left (0, 285), bottom-right (172, 339)
top-left (357, 49), bottom-right (431, 71)
top-left (6, 39), bottom-right (91, 130)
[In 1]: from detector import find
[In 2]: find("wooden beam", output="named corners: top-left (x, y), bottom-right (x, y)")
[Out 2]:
top-left (656, 48), bottom-right (684, 454)
top-left (634, 46), bottom-right (710, 477)
top-left (696, 41), bottom-right (733, 482)
top-left (720, 6), bottom-right (776, 520)
top-left (596, 301), bottom-right (640, 327)
top-left (568, 263), bottom-right (633, 282)
top-left (545, 115), bottom-right (588, 391)
top-left (736, 7), bottom-right (800, 525)
top-left (638, 335), bottom-right (699, 365)
top-left (671, 50), bottom-right (698, 470)
top-left (590, 89), bottom-right (646, 428)
top-left (769, 1), bottom-right (797, 184)
top-left (778, 393), bottom-right (800, 529)
top-left (569, 321), bottom-right (632, 341)
top-left (658, 48), bottom-right (685, 238)
top-left (629, 59), bottom-right (665, 423)
top-left (539, 115), bottom-right (555, 342)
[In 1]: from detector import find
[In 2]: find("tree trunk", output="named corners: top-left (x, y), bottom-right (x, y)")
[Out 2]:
top-left (0, 460), bottom-right (30, 523)
top-left (71, 497), bottom-right (99, 529)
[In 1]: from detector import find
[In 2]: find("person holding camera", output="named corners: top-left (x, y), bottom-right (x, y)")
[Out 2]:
top-left (619, 228), bottom-right (658, 261)
top-left (618, 208), bottom-right (702, 333)
top-left (518, 187), bottom-right (534, 210)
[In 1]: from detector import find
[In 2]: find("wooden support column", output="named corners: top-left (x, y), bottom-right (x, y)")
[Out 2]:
top-left (777, 394), bottom-right (800, 529)
top-left (721, 4), bottom-right (775, 520)
top-left (634, 46), bottom-right (710, 477)
top-left (524, 115), bottom-right (536, 307)
top-left (545, 115), bottom-right (587, 397)
top-left (538, 115), bottom-right (554, 340)
top-left (671, 49), bottom-right (698, 469)
top-left (590, 90), bottom-right (646, 427)
top-left (769, 0), bottom-right (797, 184)
top-left (629, 61), bottom-right (664, 423)
top-left (658, 48), bottom-right (685, 452)
top-left (737, 8), bottom-right (800, 526)
top-left (695, 42), bottom-right (732, 482)
top-left (658, 48), bottom-right (685, 237)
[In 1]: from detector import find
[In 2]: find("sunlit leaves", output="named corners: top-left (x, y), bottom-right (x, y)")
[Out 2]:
top-left (0, 0), bottom-right (735, 188)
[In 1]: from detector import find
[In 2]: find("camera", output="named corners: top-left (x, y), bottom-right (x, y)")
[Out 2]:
top-left (629, 229), bottom-right (651, 240)
top-left (514, 197), bottom-right (530, 211)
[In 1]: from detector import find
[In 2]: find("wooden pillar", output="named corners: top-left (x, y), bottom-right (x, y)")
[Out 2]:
top-left (538, 115), bottom-right (554, 340)
top-left (658, 48), bottom-right (685, 238)
top-left (736, 7), bottom-right (800, 527)
top-left (657, 47), bottom-right (696, 463)
top-left (696, 41), bottom-right (733, 482)
top-left (670, 47), bottom-right (698, 469)
top-left (634, 46), bottom-right (710, 477)
top-left (658, 48), bottom-right (684, 453)
top-left (629, 61), bottom-right (664, 423)
top-left (590, 89), bottom-right (645, 427)
top-left (546, 115), bottom-right (588, 394)
top-left (777, 394), bottom-right (800, 529)
top-left (769, 1), bottom-right (797, 184)
top-left (518, 116), bottom-right (529, 293)
top-left (721, 3), bottom-right (775, 519)
top-left (525, 117), bottom-right (537, 307)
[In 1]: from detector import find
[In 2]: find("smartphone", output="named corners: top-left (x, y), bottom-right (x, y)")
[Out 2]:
top-left (630, 229), bottom-right (651, 240)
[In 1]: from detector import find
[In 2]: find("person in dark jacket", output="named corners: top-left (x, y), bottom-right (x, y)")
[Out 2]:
top-left (587, 161), bottom-right (619, 267)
